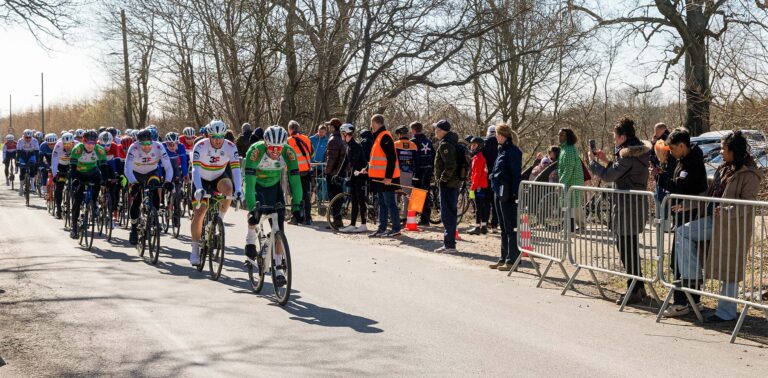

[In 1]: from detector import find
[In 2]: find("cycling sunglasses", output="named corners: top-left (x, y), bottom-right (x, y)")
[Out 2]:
top-left (267, 145), bottom-right (283, 153)
top-left (85, 140), bottom-right (97, 145)
top-left (210, 134), bottom-right (225, 140)
top-left (140, 141), bottom-right (153, 146)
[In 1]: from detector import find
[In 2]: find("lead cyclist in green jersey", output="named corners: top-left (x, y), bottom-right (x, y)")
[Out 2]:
top-left (243, 125), bottom-right (303, 286)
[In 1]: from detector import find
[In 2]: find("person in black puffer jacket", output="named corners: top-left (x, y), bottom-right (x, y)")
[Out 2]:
top-left (339, 124), bottom-right (368, 233)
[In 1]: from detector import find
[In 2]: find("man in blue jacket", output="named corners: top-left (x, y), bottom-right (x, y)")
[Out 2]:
top-left (410, 121), bottom-right (435, 225)
top-left (490, 123), bottom-right (522, 272)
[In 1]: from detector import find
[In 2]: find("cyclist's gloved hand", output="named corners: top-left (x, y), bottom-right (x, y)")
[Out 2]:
top-left (194, 189), bottom-right (206, 202)
top-left (163, 181), bottom-right (174, 192)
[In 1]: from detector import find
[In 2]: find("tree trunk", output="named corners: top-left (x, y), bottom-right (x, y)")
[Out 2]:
top-left (278, 0), bottom-right (298, 127)
top-left (683, 8), bottom-right (710, 136)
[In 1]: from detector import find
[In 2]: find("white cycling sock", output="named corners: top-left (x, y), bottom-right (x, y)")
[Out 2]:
top-left (191, 242), bottom-right (199, 254)
top-left (246, 228), bottom-right (257, 245)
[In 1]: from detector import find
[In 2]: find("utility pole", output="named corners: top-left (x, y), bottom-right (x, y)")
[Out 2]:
top-left (121, 9), bottom-right (134, 130)
top-left (8, 95), bottom-right (13, 135)
top-left (41, 72), bottom-right (45, 134)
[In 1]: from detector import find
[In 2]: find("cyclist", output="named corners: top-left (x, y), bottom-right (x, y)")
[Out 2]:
top-left (99, 131), bottom-right (122, 227)
top-left (3, 134), bottom-right (17, 186)
top-left (180, 127), bottom-right (196, 153)
top-left (74, 129), bottom-right (85, 144)
top-left (243, 125), bottom-right (303, 286)
top-left (194, 125), bottom-right (208, 145)
top-left (52, 133), bottom-right (75, 219)
top-left (68, 131), bottom-right (110, 239)
top-left (34, 131), bottom-right (44, 144)
top-left (339, 123), bottom-right (368, 233)
top-left (190, 120), bottom-right (242, 266)
top-left (162, 132), bottom-right (188, 226)
top-left (39, 133), bottom-right (58, 192)
top-left (16, 129), bottom-right (40, 194)
top-left (124, 129), bottom-right (174, 245)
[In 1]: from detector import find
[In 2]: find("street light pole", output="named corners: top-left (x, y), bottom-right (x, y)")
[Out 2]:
top-left (41, 72), bottom-right (45, 134)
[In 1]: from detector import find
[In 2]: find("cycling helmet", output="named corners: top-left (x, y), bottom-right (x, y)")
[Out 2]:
top-left (75, 129), bottom-right (85, 138)
top-left (208, 120), bottom-right (227, 136)
top-left (115, 129), bottom-right (121, 137)
top-left (470, 136), bottom-right (485, 147)
top-left (35, 131), bottom-right (44, 140)
top-left (120, 136), bottom-right (133, 151)
top-left (129, 129), bottom-right (139, 139)
top-left (241, 122), bottom-right (253, 134)
top-left (23, 129), bottom-right (34, 138)
top-left (107, 127), bottom-right (117, 137)
top-left (264, 125), bottom-right (288, 146)
top-left (5, 134), bottom-right (14, 141)
top-left (164, 132), bottom-right (179, 143)
top-left (182, 127), bottom-right (195, 138)
top-left (44, 133), bottom-right (57, 144)
top-left (99, 131), bottom-right (113, 146)
top-left (126, 128), bottom-right (133, 136)
top-left (98, 127), bottom-right (107, 134)
top-left (147, 127), bottom-right (159, 141)
top-left (84, 130), bottom-right (98, 142)
top-left (340, 123), bottom-right (355, 134)
top-left (61, 133), bottom-right (74, 144)
top-left (199, 126), bottom-right (208, 135)
top-left (137, 129), bottom-right (152, 142)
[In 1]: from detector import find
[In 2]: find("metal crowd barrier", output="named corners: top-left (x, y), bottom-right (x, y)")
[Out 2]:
top-left (560, 186), bottom-right (661, 312)
top-left (509, 181), bottom-right (570, 287)
top-left (656, 194), bottom-right (768, 343)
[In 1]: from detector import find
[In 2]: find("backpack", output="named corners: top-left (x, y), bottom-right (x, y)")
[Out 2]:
top-left (454, 142), bottom-right (471, 181)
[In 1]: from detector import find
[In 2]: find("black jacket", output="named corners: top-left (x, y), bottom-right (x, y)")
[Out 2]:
top-left (345, 138), bottom-right (367, 184)
top-left (236, 131), bottom-right (253, 157)
top-left (658, 144), bottom-right (708, 196)
top-left (360, 130), bottom-right (373, 163)
top-left (249, 128), bottom-right (264, 145)
top-left (482, 135), bottom-right (498, 176)
top-left (410, 133), bottom-right (435, 172)
top-left (490, 139), bottom-right (522, 202)
top-left (434, 131), bottom-right (463, 189)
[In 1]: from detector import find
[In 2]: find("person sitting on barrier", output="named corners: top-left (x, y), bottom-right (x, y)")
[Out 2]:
top-left (588, 117), bottom-right (652, 305)
top-left (656, 128), bottom-right (708, 317)
top-left (674, 131), bottom-right (761, 323)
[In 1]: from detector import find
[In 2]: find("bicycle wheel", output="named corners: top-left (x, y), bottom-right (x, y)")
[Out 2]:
top-left (137, 214), bottom-right (147, 257)
top-left (326, 192), bottom-right (352, 231)
top-left (78, 203), bottom-right (87, 247)
top-left (272, 230), bottom-right (292, 306)
top-left (428, 190), bottom-right (442, 225)
top-left (105, 195), bottom-right (114, 242)
top-left (86, 201), bottom-right (96, 251)
top-left (63, 187), bottom-right (71, 229)
top-left (208, 216), bottom-right (225, 280)
top-left (97, 199), bottom-right (106, 236)
top-left (247, 233), bottom-right (267, 293)
top-left (147, 208), bottom-right (161, 265)
top-left (24, 177), bottom-right (30, 206)
top-left (161, 195), bottom-right (170, 234)
top-left (171, 191), bottom-right (181, 238)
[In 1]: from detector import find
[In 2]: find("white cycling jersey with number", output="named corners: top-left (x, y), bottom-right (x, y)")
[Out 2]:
top-left (124, 141), bottom-right (172, 183)
top-left (51, 140), bottom-right (72, 176)
top-left (16, 138), bottom-right (40, 153)
top-left (191, 138), bottom-right (242, 193)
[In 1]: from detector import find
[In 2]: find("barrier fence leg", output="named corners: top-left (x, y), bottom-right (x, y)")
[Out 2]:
top-left (508, 252), bottom-right (523, 277)
top-left (537, 261), bottom-right (554, 288)
top-left (763, 308), bottom-right (768, 321)
top-left (647, 283), bottom-right (662, 306)
top-left (556, 262), bottom-right (571, 283)
top-left (619, 278), bottom-right (638, 312)
top-left (730, 304), bottom-right (750, 344)
top-left (656, 290), bottom-right (674, 323)
top-left (588, 270), bottom-right (606, 298)
top-left (528, 255), bottom-right (543, 280)
top-left (685, 292), bottom-right (704, 323)
top-left (560, 267), bottom-right (581, 295)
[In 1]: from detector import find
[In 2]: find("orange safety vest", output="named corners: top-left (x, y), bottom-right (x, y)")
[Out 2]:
top-left (368, 130), bottom-right (400, 179)
top-left (288, 133), bottom-right (312, 173)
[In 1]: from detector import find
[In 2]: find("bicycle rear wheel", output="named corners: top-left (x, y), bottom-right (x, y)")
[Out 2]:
top-left (86, 201), bottom-right (96, 251)
top-left (326, 192), bottom-right (352, 231)
top-left (247, 234), bottom-right (267, 293)
top-left (147, 208), bottom-right (161, 265)
top-left (105, 195), bottom-right (114, 242)
top-left (63, 187), bottom-right (71, 229)
top-left (24, 177), bottom-right (30, 206)
top-left (171, 191), bottom-right (181, 238)
top-left (272, 230), bottom-right (292, 306)
top-left (208, 216), bottom-right (225, 280)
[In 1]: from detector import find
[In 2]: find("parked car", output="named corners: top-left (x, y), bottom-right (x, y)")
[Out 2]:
top-left (692, 130), bottom-right (765, 163)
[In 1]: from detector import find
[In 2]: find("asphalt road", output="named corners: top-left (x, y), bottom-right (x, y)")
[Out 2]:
top-left (1, 185), bottom-right (767, 377)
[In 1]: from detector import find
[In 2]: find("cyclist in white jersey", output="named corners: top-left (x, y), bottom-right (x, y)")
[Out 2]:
top-left (189, 120), bottom-right (242, 266)
top-left (124, 129), bottom-right (174, 245)
top-left (51, 133), bottom-right (75, 219)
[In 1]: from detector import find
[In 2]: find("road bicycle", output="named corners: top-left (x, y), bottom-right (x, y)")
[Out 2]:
top-left (118, 179), bottom-right (131, 229)
top-left (427, 182), bottom-right (471, 225)
top-left (97, 180), bottom-right (116, 242)
top-left (180, 178), bottom-right (193, 219)
top-left (136, 183), bottom-right (162, 264)
top-left (246, 202), bottom-right (292, 306)
top-left (7, 159), bottom-right (15, 190)
top-left (19, 163), bottom-right (31, 206)
top-left (46, 173), bottom-right (55, 216)
top-left (76, 182), bottom-right (99, 251)
top-left (160, 179), bottom-right (182, 238)
top-left (196, 192), bottom-right (237, 280)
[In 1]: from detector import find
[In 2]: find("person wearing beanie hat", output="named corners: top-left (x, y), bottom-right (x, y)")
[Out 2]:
top-left (482, 124), bottom-right (500, 232)
top-left (486, 125), bottom-right (496, 137)
top-left (489, 122), bottom-right (522, 271)
top-left (433, 119), bottom-right (463, 253)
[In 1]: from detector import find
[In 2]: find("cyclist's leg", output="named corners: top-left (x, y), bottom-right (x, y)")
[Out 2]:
top-left (71, 175), bottom-right (85, 231)
top-left (54, 174), bottom-right (65, 216)
top-left (3, 157), bottom-right (9, 180)
top-left (215, 176), bottom-right (233, 215)
top-left (147, 175), bottom-right (161, 210)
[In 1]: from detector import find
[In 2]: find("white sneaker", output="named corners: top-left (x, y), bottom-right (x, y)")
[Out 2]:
top-left (189, 245), bottom-right (201, 266)
top-left (434, 246), bottom-right (457, 253)
top-left (356, 224), bottom-right (368, 233)
top-left (340, 225), bottom-right (357, 233)
top-left (663, 304), bottom-right (690, 318)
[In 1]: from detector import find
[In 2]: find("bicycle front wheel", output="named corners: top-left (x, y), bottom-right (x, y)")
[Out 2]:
top-left (86, 202), bottom-right (96, 251)
top-left (247, 235), bottom-right (267, 293)
top-left (148, 209), bottom-right (161, 265)
top-left (272, 230), bottom-right (292, 306)
top-left (208, 216), bottom-right (225, 280)
top-left (326, 192), bottom-right (352, 231)
top-left (24, 178), bottom-right (30, 206)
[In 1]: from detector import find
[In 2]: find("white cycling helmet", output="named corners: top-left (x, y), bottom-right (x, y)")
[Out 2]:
top-left (44, 133), bottom-right (57, 144)
top-left (23, 129), bottom-right (33, 138)
top-left (75, 129), bottom-right (85, 138)
top-left (115, 129), bottom-right (122, 137)
top-left (182, 127), bottom-right (195, 138)
top-left (61, 133), bottom-right (74, 144)
top-left (207, 120), bottom-right (227, 136)
top-left (5, 134), bottom-right (14, 142)
top-left (264, 125), bottom-right (288, 146)
top-left (35, 131), bottom-right (44, 140)
top-left (147, 124), bottom-right (157, 131)
top-left (164, 132), bottom-right (179, 143)
top-left (340, 123), bottom-right (355, 134)
top-left (98, 131), bottom-right (113, 146)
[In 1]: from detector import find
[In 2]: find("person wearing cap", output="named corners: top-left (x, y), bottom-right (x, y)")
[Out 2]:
top-left (367, 114), bottom-right (401, 238)
top-left (433, 119), bottom-right (462, 253)
top-left (489, 123), bottom-right (522, 271)
top-left (339, 123), bottom-right (368, 233)
top-left (324, 118), bottom-right (348, 229)
top-left (410, 121), bottom-right (435, 225)
top-left (394, 125), bottom-right (417, 215)
top-left (467, 137), bottom-right (489, 235)
top-left (482, 125), bottom-right (499, 232)
top-left (287, 120), bottom-right (314, 225)
top-left (236, 122), bottom-right (254, 157)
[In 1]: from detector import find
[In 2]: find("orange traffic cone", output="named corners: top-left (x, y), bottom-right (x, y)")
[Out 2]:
top-left (519, 214), bottom-right (532, 257)
top-left (405, 211), bottom-right (420, 232)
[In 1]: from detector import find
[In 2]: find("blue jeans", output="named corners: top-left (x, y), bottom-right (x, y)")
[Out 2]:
top-left (377, 191), bottom-right (400, 233)
top-left (675, 216), bottom-right (713, 280)
top-left (440, 186), bottom-right (459, 249)
top-left (715, 282), bottom-right (739, 320)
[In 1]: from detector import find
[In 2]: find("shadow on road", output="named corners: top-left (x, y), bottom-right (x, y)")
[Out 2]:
top-left (280, 295), bottom-right (383, 334)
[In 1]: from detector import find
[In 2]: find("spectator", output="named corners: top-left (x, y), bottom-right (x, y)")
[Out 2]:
top-left (249, 126), bottom-right (264, 145)
top-left (674, 131), bottom-right (761, 323)
top-left (394, 125), bottom-right (417, 214)
top-left (410, 122), bottom-right (435, 225)
top-left (236, 122), bottom-right (254, 157)
top-left (489, 123), bottom-right (522, 271)
top-left (657, 128), bottom-right (708, 317)
top-left (588, 117), bottom-right (651, 305)
top-left (482, 126), bottom-right (499, 232)
top-left (650, 123), bottom-right (674, 210)
top-left (557, 128), bottom-right (585, 230)
top-left (325, 118), bottom-right (347, 229)
top-left (310, 125), bottom-right (329, 165)
top-left (360, 128), bottom-right (374, 162)
top-left (287, 120), bottom-right (314, 225)
top-left (339, 123), bottom-right (368, 233)
top-left (531, 146), bottom-right (560, 182)
top-left (467, 137), bottom-right (489, 235)
top-left (367, 114), bottom-right (401, 238)
top-left (433, 119), bottom-right (463, 253)
top-left (224, 130), bottom-right (236, 143)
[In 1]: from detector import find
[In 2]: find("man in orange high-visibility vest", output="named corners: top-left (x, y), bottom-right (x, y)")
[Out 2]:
top-left (366, 114), bottom-right (401, 238)
top-left (287, 120), bottom-right (314, 225)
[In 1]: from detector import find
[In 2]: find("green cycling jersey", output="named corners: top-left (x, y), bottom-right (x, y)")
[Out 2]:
top-left (69, 143), bottom-right (107, 174)
top-left (243, 141), bottom-right (303, 211)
